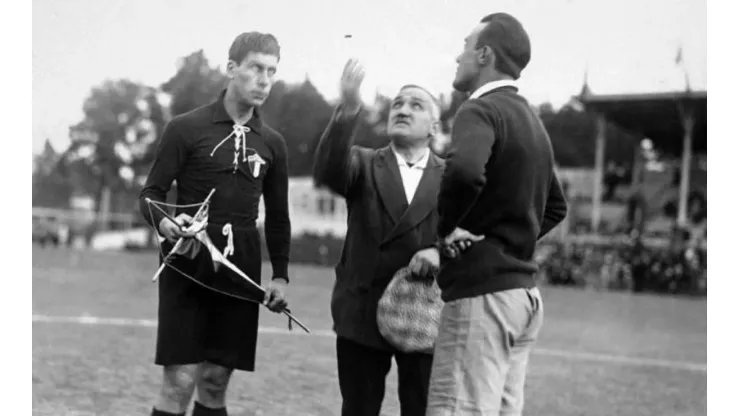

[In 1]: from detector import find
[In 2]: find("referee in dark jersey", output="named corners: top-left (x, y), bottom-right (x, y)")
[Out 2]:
top-left (139, 32), bottom-right (291, 416)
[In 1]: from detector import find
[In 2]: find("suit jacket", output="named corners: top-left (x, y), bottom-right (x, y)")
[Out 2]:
top-left (312, 107), bottom-right (445, 350)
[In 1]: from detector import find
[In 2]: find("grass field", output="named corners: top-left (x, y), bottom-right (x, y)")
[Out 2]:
top-left (32, 246), bottom-right (707, 416)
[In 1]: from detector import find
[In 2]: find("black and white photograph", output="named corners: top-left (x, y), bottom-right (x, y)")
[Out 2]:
top-left (23, 0), bottom-right (726, 415)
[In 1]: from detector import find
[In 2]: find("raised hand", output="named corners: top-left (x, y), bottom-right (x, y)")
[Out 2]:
top-left (339, 58), bottom-right (365, 113)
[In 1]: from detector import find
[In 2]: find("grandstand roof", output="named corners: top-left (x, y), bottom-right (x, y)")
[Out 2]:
top-left (578, 88), bottom-right (707, 156)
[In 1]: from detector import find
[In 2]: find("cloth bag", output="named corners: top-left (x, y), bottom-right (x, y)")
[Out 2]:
top-left (376, 266), bottom-right (444, 354)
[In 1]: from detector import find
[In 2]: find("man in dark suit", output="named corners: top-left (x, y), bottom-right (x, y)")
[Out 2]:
top-left (313, 59), bottom-right (445, 416)
top-left (426, 13), bottom-right (568, 416)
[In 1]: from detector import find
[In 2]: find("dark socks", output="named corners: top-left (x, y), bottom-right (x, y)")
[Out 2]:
top-left (192, 401), bottom-right (228, 416)
top-left (150, 408), bottom-right (185, 416)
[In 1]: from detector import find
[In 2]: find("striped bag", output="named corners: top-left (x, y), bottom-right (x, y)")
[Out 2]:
top-left (376, 266), bottom-right (444, 354)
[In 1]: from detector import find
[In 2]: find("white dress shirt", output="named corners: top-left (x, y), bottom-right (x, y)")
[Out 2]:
top-left (469, 80), bottom-right (518, 100)
top-left (391, 147), bottom-right (430, 204)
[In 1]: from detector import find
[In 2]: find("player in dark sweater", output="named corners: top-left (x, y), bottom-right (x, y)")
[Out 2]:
top-left (139, 32), bottom-right (291, 416)
top-left (426, 14), bottom-right (568, 416)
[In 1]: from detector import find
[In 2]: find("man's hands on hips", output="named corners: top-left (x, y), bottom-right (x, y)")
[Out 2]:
top-left (158, 213), bottom-right (198, 243)
top-left (409, 248), bottom-right (441, 279)
top-left (263, 278), bottom-right (289, 313)
top-left (440, 227), bottom-right (485, 259)
top-left (408, 228), bottom-right (484, 278)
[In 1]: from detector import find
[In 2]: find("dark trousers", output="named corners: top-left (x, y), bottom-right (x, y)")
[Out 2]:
top-left (336, 337), bottom-right (433, 416)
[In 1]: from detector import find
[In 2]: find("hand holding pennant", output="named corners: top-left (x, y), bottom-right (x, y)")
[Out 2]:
top-left (145, 189), bottom-right (310, 333)
top-left (147, 189), bottom-right (216, 282)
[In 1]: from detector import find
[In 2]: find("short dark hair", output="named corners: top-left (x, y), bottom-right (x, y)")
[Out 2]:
top-left (476, 13), bottom-right (531, 79)
top-left (228, 32), bottom-right (281, 64)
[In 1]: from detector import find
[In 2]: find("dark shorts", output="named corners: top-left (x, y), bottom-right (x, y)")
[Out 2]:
top-left (155, 223), bottom-right (263, 372)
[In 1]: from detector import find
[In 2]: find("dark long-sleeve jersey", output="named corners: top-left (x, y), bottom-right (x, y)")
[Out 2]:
top-left (139, 90), bottom-right (291, 279)
top-left (436, 86), bottom-right (568, 301)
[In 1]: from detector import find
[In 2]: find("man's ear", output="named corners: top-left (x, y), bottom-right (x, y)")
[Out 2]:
top-left (226, 60), bottom-right (237, 79)
top-left (429, 120), bottom-right (441, 138)
top-left (477, 45), bottom-right (494, 67)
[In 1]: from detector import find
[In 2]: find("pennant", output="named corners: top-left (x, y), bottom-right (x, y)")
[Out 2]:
top-left (146, 189), bottom-right (310, 333)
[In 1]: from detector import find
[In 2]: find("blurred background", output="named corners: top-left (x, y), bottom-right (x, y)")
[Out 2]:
top-left (32, 0), bottom-right (707, 414)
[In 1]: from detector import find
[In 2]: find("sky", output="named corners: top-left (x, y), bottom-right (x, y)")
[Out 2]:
top-left (32, 0), bottom-right (706, 154)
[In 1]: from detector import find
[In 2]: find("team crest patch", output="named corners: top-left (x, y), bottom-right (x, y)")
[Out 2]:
top-left (244, 148), bottom-right (267, 178)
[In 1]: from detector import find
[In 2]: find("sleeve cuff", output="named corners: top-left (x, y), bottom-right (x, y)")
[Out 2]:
top-left (335, 104), bottom-right (362, 122)
top-left (271, 261), bottom-right (289, 283)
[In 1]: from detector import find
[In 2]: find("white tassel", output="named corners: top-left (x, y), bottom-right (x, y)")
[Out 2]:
top-left (222, 223), bottom-right (234, 258)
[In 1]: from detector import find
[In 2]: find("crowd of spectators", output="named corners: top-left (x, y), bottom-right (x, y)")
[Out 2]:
top-left (536, 227), bottom-right (706, 296)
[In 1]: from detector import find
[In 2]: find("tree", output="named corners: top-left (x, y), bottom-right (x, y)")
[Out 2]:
top-left (265, 79), bottom-right (334, 176)
top-left (65, 79), bottom-right (162, 215)
top-left (161, 50), bottom-right (228, 117)
top-left (32, 140), bottom-right (71, 209)
top-left (259, 80), bottom-right (288, 127)
top-left (130, 90), bottom-right (170, 182)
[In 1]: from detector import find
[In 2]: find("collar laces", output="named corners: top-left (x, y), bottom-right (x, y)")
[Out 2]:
top-left (210, 124), bottom-right (251, 167)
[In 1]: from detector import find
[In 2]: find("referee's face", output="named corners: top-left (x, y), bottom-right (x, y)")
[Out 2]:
top-left (387, 87), bottom-right (439, 146)
top-left (228, 52), bottom-right (279, 108)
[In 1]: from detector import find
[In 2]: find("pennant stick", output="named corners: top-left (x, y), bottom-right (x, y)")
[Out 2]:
top-left (147, 202), bottom-right (183, 233)
top-left (150, 189), bottom-right (217, 282)
top-left (283, 311), bottom-right (310, 334)
top-left (214, 254), bottom-right (311, 334)
top-left (151, 240), bottom-right (182, 282)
